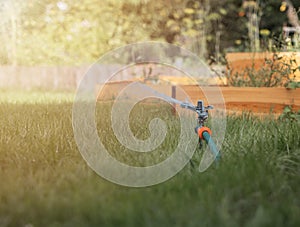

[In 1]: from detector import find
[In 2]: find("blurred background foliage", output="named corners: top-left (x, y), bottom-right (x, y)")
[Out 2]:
top-left (0, 0), bottom-right (299, 66)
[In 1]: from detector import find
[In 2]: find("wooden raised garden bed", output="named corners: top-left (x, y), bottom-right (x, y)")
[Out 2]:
top-left (97, 81), bottom-right (300, 114)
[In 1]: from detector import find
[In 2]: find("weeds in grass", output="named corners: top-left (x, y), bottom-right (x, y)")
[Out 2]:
top-left (279, 106), bottom-right (300, 122)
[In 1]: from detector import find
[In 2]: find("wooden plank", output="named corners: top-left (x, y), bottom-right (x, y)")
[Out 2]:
top-left (181, 86), bottom-right (300, 113)
top-left (96, 81), bottom-right (172, 101)
top-left (96, 81), bottom-right (300, 113)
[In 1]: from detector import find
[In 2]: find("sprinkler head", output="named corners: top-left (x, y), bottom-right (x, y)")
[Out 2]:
top-left (195, 100), bottom-right (213, 122)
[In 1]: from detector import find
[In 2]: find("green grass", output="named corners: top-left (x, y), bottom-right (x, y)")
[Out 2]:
top-left (0, 91), bottom-right (300, 227)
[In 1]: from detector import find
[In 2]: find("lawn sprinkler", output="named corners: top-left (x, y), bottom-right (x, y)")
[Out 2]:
top-left (180, 100), bottom-right (221, 162)
top-left (137, 83), bottom-right (221, 163)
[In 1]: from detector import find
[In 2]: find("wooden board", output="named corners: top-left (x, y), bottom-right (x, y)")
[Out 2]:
top-left (181, 86), bottom-right (300, 113)
top-left (96, 82), bottom-right (300, 114)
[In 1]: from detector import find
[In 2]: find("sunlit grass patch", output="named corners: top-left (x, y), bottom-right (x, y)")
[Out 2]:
top-left (0, 90), bottom-right (75, 104)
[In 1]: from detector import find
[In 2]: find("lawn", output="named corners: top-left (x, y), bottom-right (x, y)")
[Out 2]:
top-left (0, 91), bottom-right (299, 227)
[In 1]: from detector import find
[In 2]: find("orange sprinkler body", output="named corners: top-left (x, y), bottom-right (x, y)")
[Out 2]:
top-left (197, 127), bottom-right (212, 140)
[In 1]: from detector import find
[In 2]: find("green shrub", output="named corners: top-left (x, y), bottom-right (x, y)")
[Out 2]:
top-left (226, 53), bottom-right (300, 87)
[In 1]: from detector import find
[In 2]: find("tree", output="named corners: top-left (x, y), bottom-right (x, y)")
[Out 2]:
top-left (1, 0), bottom-right (155, 65)
top-left (1, 0), bottom-right (299, 66)
top-left (0, 0), bottom-right (26, 65)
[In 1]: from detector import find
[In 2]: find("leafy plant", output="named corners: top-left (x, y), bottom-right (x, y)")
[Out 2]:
top-left (225, 52), bottom-right (300, 87)
top-left (279, 105), bottom-right (300, 122)
top-left (285, 81), bottom-right (300, 90)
